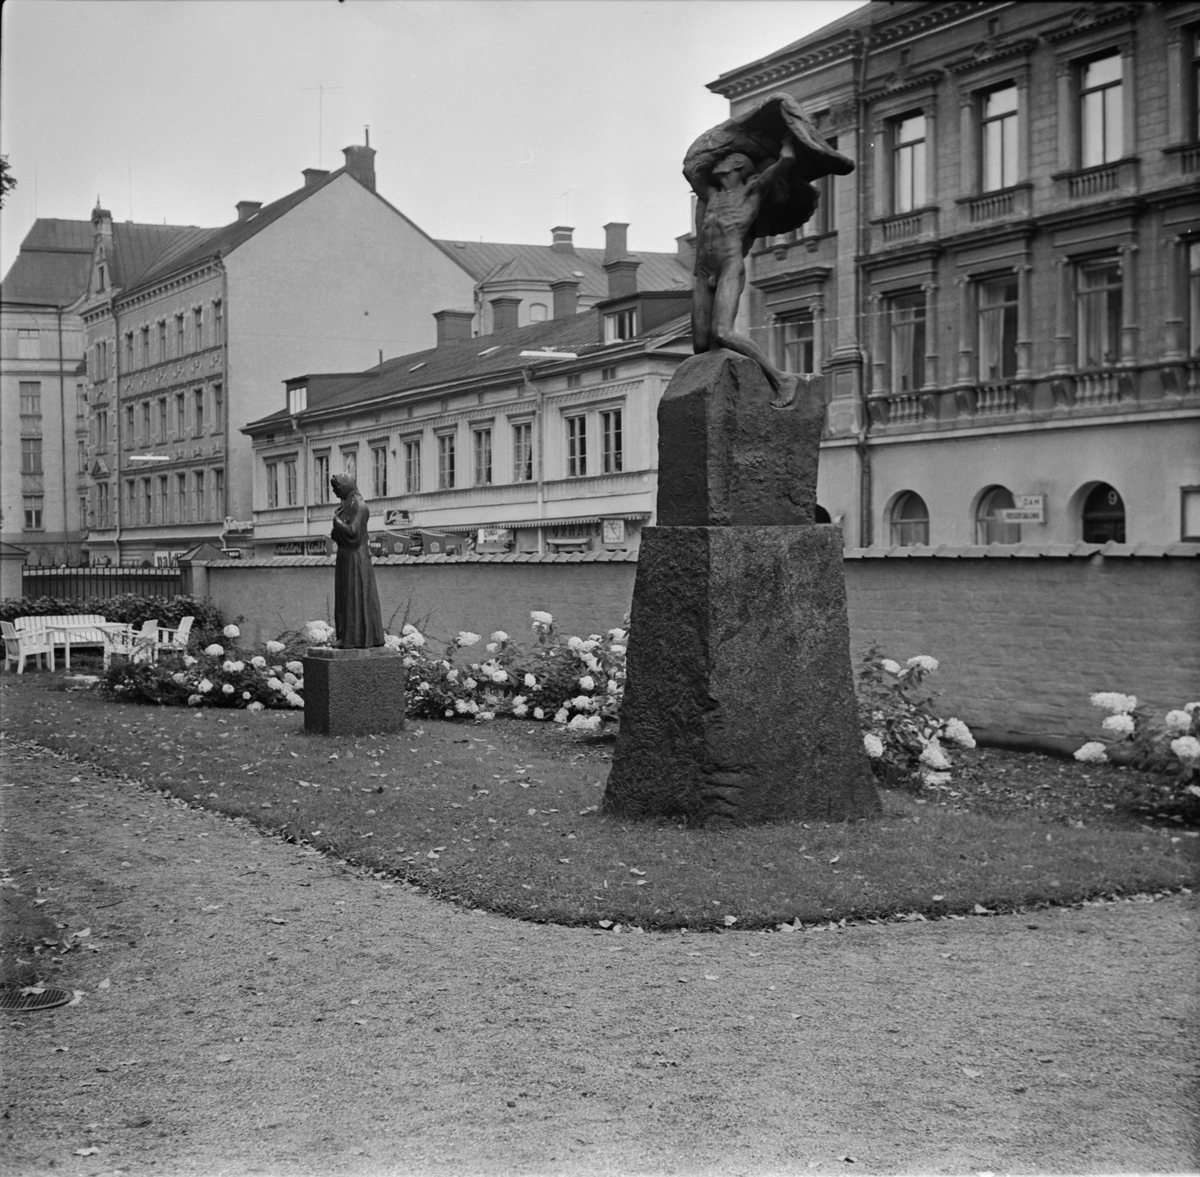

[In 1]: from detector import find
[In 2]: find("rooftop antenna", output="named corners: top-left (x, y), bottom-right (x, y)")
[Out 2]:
top-left (301, 82), bottom-right (345, 168)
top-left (128, 159), bottom-right (133, 221)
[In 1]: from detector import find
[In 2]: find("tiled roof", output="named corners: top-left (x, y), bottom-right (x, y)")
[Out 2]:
top-left (245, 304), bottom-right (691, 430)
top-left (436, 239), bottom-right (692, 300)
top-left (1, 219), bottom-right (92, 306)
top-left (196, 549), bottom-right (640, 567)
top-left (108, 221), bottom-right (203, 289)
top-left (844, 542), bottom-right (1200, 559)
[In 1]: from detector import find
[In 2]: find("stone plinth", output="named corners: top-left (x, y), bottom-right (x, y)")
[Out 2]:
top-left (302, 647), bottom-right (406, 737)
top-left (604, 525), bottom-right (879, 825)
top-left (657, 351), bottom-right (825, 527)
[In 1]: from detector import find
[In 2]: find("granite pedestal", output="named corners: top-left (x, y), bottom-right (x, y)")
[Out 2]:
top-left (604, 350), bottom-right (879, 826)
top-left (302, 647), bottom-right (406, 737)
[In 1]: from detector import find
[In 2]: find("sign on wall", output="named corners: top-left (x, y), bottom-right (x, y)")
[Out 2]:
top-left (274, 539), bottom-right (329, 556)
top-left (998, 494), bottom-right (1045, 524)
top-left (384, 509), bottom-right (411, 526)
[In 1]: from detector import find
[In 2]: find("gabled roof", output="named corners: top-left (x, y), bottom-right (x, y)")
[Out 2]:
top-left (244, 304), bottom-right (692, 431)
top-left (106, 221), bottom-right (202, 290)
top-left (1, 219), bottom-right (93, 306)
top-left (436, 238), bottom-right (692, 300)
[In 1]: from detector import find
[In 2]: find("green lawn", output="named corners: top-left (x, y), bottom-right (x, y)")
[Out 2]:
top-left (3, 678), bottom-right (1195, 929)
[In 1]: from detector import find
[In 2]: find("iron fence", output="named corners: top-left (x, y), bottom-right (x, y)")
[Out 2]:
top-left (20, 566), bottom-right (184, 602)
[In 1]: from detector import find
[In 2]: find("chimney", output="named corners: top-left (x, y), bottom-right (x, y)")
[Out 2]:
top-left (342, 143), bottom-right (377, 192)
top-left (675, 230), bottom-right (696, 272)
top-left (550, 277), bottom-right (580, 319)
top-left (236, 201), bottom-right (262, 222)
top-left (550, 226), bottom-right (575, 253)
top-left (603, 257), bottom-right (640, 299)
top-left (434, 308), bottom-right (475, 346)
top-left (603, 221), bottom-right (629, 261)
top-left (489, 296), bottom-right (521, 334)
top-left (302, 168), bottom-right (330, 189)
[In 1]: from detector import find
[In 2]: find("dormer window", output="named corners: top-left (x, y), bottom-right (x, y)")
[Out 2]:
top-left (604, 307), bottom-right (637, 343)
top-left (288, 385), bottom-right (307, 414)
top-left (97, 264), bottom-right (106, 291)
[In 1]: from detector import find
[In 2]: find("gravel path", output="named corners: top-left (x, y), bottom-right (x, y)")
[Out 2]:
top-left (2, 740), bottom-right (1197, 1177)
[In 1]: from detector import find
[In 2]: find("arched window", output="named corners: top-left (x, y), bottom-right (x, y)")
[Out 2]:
top-left (815, 504), bottom-right (831, 523)
top-left (890, 491), bottom-right (929, 546)
top-left (1081, 482), bottom-right (1125, 543)
top-left (529, 303), bottom-right (548, 323)
top-left (975, 485), bottom-right (1021, 545)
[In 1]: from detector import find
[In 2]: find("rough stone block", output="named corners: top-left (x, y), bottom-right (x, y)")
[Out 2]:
top-left (604, 525), bottom-right (879, 826)
top-left (656, 350), bottom-right (825, 527)
top-left (302, 647), bottom-right (406, 737)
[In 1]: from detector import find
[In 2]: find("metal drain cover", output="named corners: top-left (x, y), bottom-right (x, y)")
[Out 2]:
top-left (0, 982), bottom-right (74, 1012)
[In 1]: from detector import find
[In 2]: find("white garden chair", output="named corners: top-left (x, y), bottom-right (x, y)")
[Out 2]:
top-left (156, 616), bottom-right (194, 654)
top-left (102, 620), bottom-right (159, 668)
top-left (1, 621), bottom-right (55, 673)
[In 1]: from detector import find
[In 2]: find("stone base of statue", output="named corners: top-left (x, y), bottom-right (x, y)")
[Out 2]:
top-left (302, 647), bottom-right (406, 737)
top-left (604, 350), bottom-right (879, 826)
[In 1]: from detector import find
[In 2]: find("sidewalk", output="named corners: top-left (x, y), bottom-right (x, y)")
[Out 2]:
top-left (2, 739), bottom-right (1196, 1177)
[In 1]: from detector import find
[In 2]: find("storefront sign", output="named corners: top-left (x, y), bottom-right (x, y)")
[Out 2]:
top-left (384, 509), bottom-right (411, 526)
top-left (223, 517), bottom-right (254, 533)
top-left (274, 539), bottom-right (328, 556)
top-left (999, 495), bottom-right (1045, 524)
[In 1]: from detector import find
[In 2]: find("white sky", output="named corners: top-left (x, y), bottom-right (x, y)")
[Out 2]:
top-left (0, 0), bottom-right (866, 277)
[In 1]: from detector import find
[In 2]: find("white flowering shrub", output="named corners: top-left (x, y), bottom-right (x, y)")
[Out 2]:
top-left (1075, 694), bottom-right (1200, 801)
top-left (855, 644), bottom-right (974, 791)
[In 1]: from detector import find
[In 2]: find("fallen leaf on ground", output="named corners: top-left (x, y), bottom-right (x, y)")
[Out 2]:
top-left (962, 1067), bottom-right (982, 1078)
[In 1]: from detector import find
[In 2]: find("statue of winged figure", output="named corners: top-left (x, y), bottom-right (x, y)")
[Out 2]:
top-left (684, 93), bottom-right (854, 407)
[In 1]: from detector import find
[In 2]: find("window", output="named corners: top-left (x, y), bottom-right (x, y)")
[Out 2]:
top-left (1080, 53), bottom-right (1122, 167)
top-left (158, 398), bottom-right (168, 442)
top-left (403, 440), bottom-right (421, 493)
top-left (213, 300), bottom-right (223, 344)
top-left (176, 473), bottom-right (187, 522)
top-left (96, 409), bottom-right (109, 451)
top-left (604, 308), bottom-right (637, 343)
top-left (175, 391), bottom-right (187, 436)
top-left (601, 366), bottom-right (617, 381)
top-left (975, 485), bottom-right (1021, 545)
top-left (1193, 30), bottom-right (1200, 140)
top-left (287, 385), bottom-right (307, 415)
top-left (125, 404), bottom-right (136, 442)
top-left (98, 482), bottom-right (111, 528)
top-left (93, 339), bottom-right (108, 380)
top-left (193, 388), bottom-right (205, 436)
top-left (157, 476), bottom-right (169, 523)
top-left (315, 452), bottom-right (330, 502)
top-left (76, 383), bottom-right (86, 419)
top-left (194, 308), bottom-right (204, 350)
top-left (1077, 259), bottom-right (1121, 368)
top-left (142, 478), bottom-right (153, 525)
top-left (529, 303), bottom-right (547, 323)
top-left (601, 409), bottom-right (623, 473)
top-left (341, 448), bottom-right (357, 482)
top-left (566, 416), bottom-right (587, 477)
top-left (77, 440), bottom-right (87, 472)
top-left (889, 492), bottom-right (929, 546)
top-left (567, 374), bottom-right (581, 389)
top-left (978, 276), bottom-right (1019, 381)
top-left (98, 264), bottom-right (106, 291)
top-left (512, 422), bottom-right (533, 482)
top-left (266, 461), bottom-right (280, 509)
top-left (893, 113), bottom-right (927, 212)
top-left (1190, 242), bottom-right (1200, 356)
top-left (23, 495), bottom-right (43, 529)
top-left (472, 429), bottom-right (492, 486)
top-left (125, 480), bottom-right (136, 525)
top-left (158, 321), bottom-right (168, 363)
top-left (1182, 486), bottom-right (1200, 541)
top-left (1082, 482), bottom-right (1125, 543)
top-left (981, 85), bottom-right (1018, 190)
top-left (79, 495), bottom-right (90, 529)
top-left (888, 292), bottom-right (926, 393)
top-left (213, 469), bottom-right (224, 517)
top-left (213, 384), bottom-right (224, 430)
top-left (284, 458), bottom-right (298, 506)
top-left (141, 326), bottom-right (151, 365)
top-left (777, 312), bottom-right (815, 374)
top-left (175, 314), bottom-right (185, 357)
top-left (142, 401), bottom-right (152, 444)
top-left (125, 332), bottom-right (134, 369)
top-left (371, 445), bottom-right (388, 498)
top-left (437, 433), bottom-right (456, 489)
top-left (194, 471), bottom-right (206, 520)
top-left (21, 437), bottom-right (42, 474)
top-left (17, 328), bottom-right (39, 359)
top-left (19, 381), bottom-right (41, 416)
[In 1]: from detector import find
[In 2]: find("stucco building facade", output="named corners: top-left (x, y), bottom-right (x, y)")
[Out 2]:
top-left (710, 0), bottom-right (1200, 549)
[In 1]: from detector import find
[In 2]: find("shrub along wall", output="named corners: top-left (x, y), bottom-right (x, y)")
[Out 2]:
top-left (186, 544), bottom-right (1200, 741)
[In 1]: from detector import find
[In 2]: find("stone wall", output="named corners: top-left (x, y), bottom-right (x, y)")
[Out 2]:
top-left (188, 546), bottom-right (1200, 741)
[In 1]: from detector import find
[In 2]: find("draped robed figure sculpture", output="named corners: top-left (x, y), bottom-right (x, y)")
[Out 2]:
top-left (329, 473), bottom-right (384, 649)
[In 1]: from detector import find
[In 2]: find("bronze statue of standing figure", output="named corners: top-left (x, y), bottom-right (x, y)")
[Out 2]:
top-left (684, 93), bottom-right (854, 407)
top-left (329, 473), bottom-right (384, 649)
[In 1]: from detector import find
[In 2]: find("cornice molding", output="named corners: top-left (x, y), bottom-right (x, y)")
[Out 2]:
top-left (946, 36), bottom-right (1039, 75)
top-left (1042, 3), bottom-right (1141, 44)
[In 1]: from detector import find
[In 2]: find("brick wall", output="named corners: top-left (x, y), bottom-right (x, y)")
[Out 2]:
top-left (193, 549), bottom-right (1200, 742)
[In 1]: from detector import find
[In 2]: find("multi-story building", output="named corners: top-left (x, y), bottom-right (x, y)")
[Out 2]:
top-left (242, 261), bottom-right (693, 557)
top-left (75, 141), bottom-right (481, 566)
top-left (709, 0), bottom-right (1200, 547)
